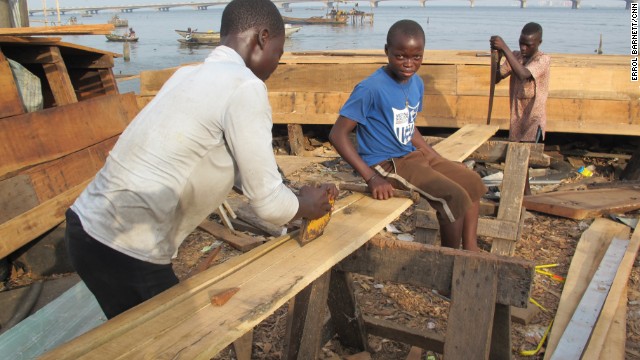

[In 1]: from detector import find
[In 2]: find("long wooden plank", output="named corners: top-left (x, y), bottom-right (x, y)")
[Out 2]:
top-left (0, 49), bottom-right (26, 118)
top-left (583, 226), bottom-right (640, 357)
top-left (600, 288), bottom-right (627, 360)
top-left (550, 238), bottom-right (628, 360)
top-left (0, 24), bottom-right (115, 36)
top-left (0, 178), bottom-right (90, 259)
top-left (523, 188), bottom-right (640, 220)
top-left (431, 124), bottom-right (499, 162)
top-left (0, 93), bottom-right (138, 180)
top-left (338, 237), bottom-right (534, 308)
top-left (40, 194), bottom-right (412, 359)
top-left (544, 218), bottom-right (631, 359)
top-left (42, 46), bottom-right (77, 105)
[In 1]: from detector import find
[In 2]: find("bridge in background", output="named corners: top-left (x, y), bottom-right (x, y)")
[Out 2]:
top-left (28, 0), bottom-right (638, 16)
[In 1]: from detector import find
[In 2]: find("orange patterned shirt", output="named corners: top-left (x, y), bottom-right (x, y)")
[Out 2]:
top-left (500, 51), bottom-right (550, 142)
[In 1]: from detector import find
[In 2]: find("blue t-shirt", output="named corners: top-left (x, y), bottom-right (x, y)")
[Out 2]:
top-left (339, 67), bottom-right (424, 166)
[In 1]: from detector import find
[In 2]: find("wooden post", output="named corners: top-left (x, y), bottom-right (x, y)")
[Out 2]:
top-left (287, 124), bottom-right (306, 156)
top-left (327, 269), bottom-right (368, 351)
top-left (283, 271), bottom-right (331, 360)
top-left (123, 42), bottom-right (130, 62)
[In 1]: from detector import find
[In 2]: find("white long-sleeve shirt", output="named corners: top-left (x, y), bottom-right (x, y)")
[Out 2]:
top-left (72, 46), bottom-right (298, 264)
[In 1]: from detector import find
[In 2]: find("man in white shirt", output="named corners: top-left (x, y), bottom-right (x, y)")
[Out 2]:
top-left (65, 0), bottom-right (337, 319)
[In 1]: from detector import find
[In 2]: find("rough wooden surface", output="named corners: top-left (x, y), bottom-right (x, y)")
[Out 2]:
top-left (523, 188), bottom-right (640, 220)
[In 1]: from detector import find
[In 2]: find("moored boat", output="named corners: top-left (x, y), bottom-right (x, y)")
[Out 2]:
top-left (282, 15), bottom-right (347, 25)
top-left (107, 15), bottom-right (128, 28)
top-left (105, 34), bottom-right (138, 42)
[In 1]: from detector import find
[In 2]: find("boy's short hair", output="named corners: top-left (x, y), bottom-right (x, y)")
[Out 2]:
top-left (220, 0), bottom-right (284, 37)
top-left (521, 22), bottom-right (543, 38)
top-left (386, 20), bottom-right (425, 46)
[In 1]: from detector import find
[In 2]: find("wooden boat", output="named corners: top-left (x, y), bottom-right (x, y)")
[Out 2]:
top-left (138, 50), bottom-right (639, 136)
top-left (175, 25), bottom-right (300, 44)
top-left (282, 15), bottom-right (347, 25)
top-left (105, 34), bottom-right (138, 42)
top-left (107, 15), bottom-right (128, 28)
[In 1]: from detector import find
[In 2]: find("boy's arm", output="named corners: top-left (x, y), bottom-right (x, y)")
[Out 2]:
top-left (490, 35), bottom-right (532, 82)
top-left (329, 116), bottom-right (396, 200)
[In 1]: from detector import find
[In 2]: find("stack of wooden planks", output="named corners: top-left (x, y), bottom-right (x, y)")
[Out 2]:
top-left (544, 218), bottom-right (640, 359)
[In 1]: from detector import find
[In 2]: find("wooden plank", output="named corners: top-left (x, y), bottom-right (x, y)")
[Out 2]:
top-left (232, 330), bottom-right (252, 360)
top-left (287, 124), bottom-right (306, 156)
top-left (444, 256), bottom-right (497, 360)
top-left (363, 315), bottom-right (444, 354)
top-left (0, 24), bottom-right (115, 36)
top-left (275, 155), bottom-right (327, 177)
top-left (42, 46), bottom-right (77, 105)
top-left (40, 194), bottom-right (412, 359)
top-left (0, 178), bottom-right (90, 259)
top-left (600, 288), bottom-right (627, 360)
top-left (0, 93), bottom-right (138, 180)
top-left (544, 218), bottom-right (631, 359)
top-left (283, 271), bottom-right (331, 360)
top-left (0, 281), bottom-right (105, 360)
top-left (0, 49), bottom-right (26, 118)
top-left (523, 188), bottom-right (640, 220)
top-left (338, 237), bottom-right (534, 308)
top-left (491, 143), bottom-right (530, 253)
top-left (197, 219), bottom-right (263, 252)
top-left (225, 198), bottom-right (287, 237)
top-left (430, 124), bottom-right (499, 162)
top-left (0, 174), bottom-right (38, 223)
top-left (583, 226), bottom-right (640, 358)
top-left (550, 238), bottom-right (628, 360)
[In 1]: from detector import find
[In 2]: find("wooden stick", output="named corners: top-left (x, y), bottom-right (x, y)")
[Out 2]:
top-left (0, 24), bottom-right (115, 36)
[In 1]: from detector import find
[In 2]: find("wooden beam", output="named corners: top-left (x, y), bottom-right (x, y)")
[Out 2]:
top-left (430, 124), bottom-right (499, 162)
top-left (0, 178), bottom-right (91, 259)
top-left (544, 218), bottom-right (631, 359)
top-left (0, 24), bottom-right (115, 36)
top-left (337, 237), bottom-right (534, 308)
top-left (327, 270), bottom-right (368, 351)
top-left (41, 46), bottom-right (77, 105)
top-left (197, 219), bottom-right (263, 252)
top-left (39, 194), bottom-right (413, 359)
top-left (363, 315), bottom-right (444, 354)
top-left (0, 49), bottom-right (26, 118)
top-left (444, 256), bottom-right (497, 360)
top-left (0, 93), bottom-right (138, 180)
top-left (523, 188), bottom-right (640, 220)
top-left (283, 271), bottom-right (331, 360)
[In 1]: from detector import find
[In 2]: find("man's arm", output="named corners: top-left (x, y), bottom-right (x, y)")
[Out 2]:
top-left (329, 116), bottom-right (395, 200)
top-left (490, 35), bottom-right (532, 82)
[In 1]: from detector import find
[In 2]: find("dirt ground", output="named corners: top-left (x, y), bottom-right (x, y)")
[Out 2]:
top-left (3, 130), bottom-right (640, 359)
top-left (169, 131), bottom-right (640, 360)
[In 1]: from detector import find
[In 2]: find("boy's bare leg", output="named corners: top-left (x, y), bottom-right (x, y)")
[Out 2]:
top-left (438, 216), bottom-right (463, 249)
top-left (461, 201), bottom-right (481, 251)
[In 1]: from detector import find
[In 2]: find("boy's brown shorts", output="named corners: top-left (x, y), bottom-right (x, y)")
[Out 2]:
top-left (373, 148), bottom-right (487, 223)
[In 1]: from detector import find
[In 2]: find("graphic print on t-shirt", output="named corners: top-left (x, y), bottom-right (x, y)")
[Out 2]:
top-left (392, 103), bottom-right (419, 145)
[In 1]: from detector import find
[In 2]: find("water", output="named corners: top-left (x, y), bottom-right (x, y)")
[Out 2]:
top-left (29, 4), bottom-right (630, 92)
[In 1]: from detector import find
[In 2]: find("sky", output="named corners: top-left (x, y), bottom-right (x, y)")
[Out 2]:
top-left (26, 0), bottom-right (626, 10)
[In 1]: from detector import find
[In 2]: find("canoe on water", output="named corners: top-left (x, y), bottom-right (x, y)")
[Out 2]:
top-left (282, 15), bottom-right (347, 25)
top-left (105, 34), bottom-right (138, 42)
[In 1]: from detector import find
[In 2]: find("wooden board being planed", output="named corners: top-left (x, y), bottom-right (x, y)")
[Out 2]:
top-left (40, 193), bottom-right (413, 359)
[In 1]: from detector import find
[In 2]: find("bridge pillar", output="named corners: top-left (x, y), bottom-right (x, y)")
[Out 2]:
top-left (520, 0), bottom-right (526, 8)
top-left (571, 0), bottom-right (580, 9)
top-left (282, 3), bottom-right (291, 10)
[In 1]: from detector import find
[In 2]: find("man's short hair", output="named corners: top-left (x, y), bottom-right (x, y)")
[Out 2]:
top-left (386, 20), bottom-right (425, 46)
top-left (522, 22), bottom-right (543, 38)
top-left (220, 0), bottom-right (284, 37)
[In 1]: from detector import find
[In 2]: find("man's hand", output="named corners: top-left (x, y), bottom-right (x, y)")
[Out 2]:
top-left (296, 183), bottom-right (339, 220)
top-left (490, 35), bottom-right (508, 53)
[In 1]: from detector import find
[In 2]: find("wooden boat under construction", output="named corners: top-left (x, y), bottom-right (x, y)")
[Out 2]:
top-left (138, 50), bottom-right (638, 136)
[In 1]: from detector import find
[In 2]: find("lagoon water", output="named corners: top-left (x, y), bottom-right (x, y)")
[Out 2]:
top-left (30, 4), bottom-right (631, 92)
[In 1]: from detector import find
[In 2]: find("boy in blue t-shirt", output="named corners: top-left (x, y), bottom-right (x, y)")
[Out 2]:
top-left (329, 20), bottom-right (486, 251)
